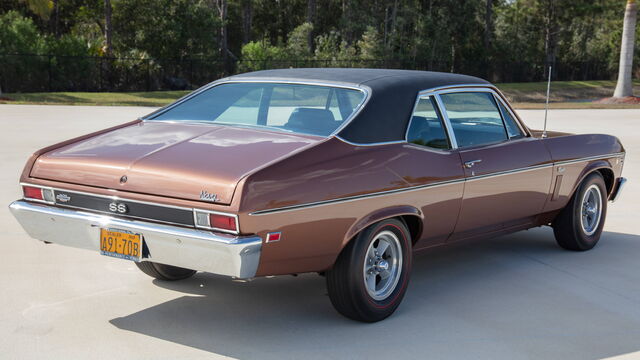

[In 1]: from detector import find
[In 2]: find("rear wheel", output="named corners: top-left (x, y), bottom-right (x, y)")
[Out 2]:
top-left (553, 172), bottom-right (607, 251)
top-left (135, 261), bottom-right (196, 281)
top-left (326, 218), bottom-right (412, 322)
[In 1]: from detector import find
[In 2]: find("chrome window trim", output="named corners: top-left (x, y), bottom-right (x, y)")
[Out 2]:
top-left (491, 92), bottom-right (528, 138)
top-left (249, 152), bottom-right (625, 216)
top-left (429, 87), bottom-right (527, 149)
top-left (432, 94), bottom-right (459, 149)
top-left (338, 83), bottom-right (530, 148)
top-left (20, 182), bottom-right (240, 233)
top-left (403, 94), bottom-right (457, 150)
top-left (420, 84), bottom-right (531, 139)
top-left (141, 79), bottom-right (371, 138)
top-left (491, 87), bottom-right (532, 137)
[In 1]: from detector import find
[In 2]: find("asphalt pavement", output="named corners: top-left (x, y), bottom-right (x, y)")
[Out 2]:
top-left (1, 104), bottom-right (639, 360)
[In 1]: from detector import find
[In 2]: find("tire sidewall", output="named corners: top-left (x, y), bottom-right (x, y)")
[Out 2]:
top-left (571, 173), bottom-right (607, 248)
top-left (350, 219), bottom-right (412, 317)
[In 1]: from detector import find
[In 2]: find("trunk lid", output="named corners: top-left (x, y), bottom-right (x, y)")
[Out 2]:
top-left (30, 121), bottom-right (321, 204)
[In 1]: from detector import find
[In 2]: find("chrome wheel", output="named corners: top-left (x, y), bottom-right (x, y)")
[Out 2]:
top-left (363, 230), bottom-right (403, 301)
top-left (580, 184), bottom-right (602, 236)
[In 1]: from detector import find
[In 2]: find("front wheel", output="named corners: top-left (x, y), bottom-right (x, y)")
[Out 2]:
top-left (326, 218), bottom-right (412, 322)
top-left (553, 172), bottom-right (607, 251)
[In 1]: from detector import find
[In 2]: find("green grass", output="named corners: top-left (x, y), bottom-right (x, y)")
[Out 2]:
top-left (496, 79), bottom-right (640, 105)
top-left (1, 90), bottom-right (190, 107)
top-left (2, 80), bottom-right (640, 108)
top-left (497, 80), bottom-right (626, 92)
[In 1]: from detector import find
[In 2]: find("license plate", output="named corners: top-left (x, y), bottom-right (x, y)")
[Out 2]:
top-left (100, 229), bottom-right (142, 261)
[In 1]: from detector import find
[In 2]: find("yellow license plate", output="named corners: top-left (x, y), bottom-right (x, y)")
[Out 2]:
top-left (100, 229), bottom-right (142, 261)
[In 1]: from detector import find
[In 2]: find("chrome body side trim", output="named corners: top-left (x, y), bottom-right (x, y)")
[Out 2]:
top-left (554, 152), bottom-right (625, 166)
top-left (333, 137), bottom-right (406, 147)
top-left (610, 177), bottom-right (627, 202)
top-left (9, 200), bottom-right (261, 278)
top-left (250, 178), bottom-right (465, 215)
top-left (250, 152), bottom-right (625, 215)
top-left (465, 163), bottom-right (553, 182)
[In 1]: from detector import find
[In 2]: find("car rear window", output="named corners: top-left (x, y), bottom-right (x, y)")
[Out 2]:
top-left (150, 83), bottom-right (366, 136)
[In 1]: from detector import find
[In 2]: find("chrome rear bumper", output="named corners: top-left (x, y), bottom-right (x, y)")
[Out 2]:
top-left (9, 200), bottom-right (261, 278)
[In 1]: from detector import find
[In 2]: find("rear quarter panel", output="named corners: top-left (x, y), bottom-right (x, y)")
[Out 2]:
top-left (237, 138), bottom-right (465, 276)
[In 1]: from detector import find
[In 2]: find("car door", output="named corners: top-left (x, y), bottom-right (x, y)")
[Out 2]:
top-left (435, 90), bottom-right (554, 241)
top-left (401, 95), bottom-right (466, 248)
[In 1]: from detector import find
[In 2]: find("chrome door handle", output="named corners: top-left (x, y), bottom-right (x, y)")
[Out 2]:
top-left (464, 159), bottom-right (482, 168)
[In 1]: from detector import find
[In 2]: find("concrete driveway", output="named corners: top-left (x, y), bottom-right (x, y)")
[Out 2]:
top-left (0, 105), bottom-right (639, 360)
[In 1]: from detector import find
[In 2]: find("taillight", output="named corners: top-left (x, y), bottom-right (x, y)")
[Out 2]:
top-left (22, 185), bottom-right (54, 203)
top-left (193, 210), bottom-right (239, 234)
top-left (210, 214), bottom-right (237, 232)
top-left (23, 186), bottom-right (44, 200)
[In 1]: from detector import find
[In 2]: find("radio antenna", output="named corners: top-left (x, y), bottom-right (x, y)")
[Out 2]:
top-left (542, 66), bottom-right (552, 138)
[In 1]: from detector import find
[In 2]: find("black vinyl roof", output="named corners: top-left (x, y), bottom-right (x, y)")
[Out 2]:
top-left (228, 68), bottom-right (491, 143)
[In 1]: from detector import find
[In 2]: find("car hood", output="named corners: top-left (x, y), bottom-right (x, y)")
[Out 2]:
top-left (30, 121), bottom-right (322, 204)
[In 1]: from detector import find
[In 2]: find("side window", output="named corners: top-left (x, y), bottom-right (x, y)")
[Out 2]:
top-left (497, 100), bottom-right (524, 138)
top-left (406, 96), bottom-right (450, 150)
top-left (439, 92), bottom-right (508, 148)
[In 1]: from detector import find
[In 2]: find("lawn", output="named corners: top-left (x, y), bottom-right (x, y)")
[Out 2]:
top-left (2, 80), bottom-right (640, 108)
top-left (0, 90), bottom-right (190, 107)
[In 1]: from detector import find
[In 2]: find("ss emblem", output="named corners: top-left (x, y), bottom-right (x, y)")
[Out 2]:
top-left (108, 202), bottom-right (128, 214)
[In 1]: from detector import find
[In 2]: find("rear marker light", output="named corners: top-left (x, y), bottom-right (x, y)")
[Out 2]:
top-left (266, 232), bottom-right (281, 243)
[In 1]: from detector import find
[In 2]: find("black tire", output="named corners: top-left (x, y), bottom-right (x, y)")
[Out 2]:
top-left (553, 172), bottom-right (607, 251)
top-left (326, 218), bottom-right (412, 322)
top-left (135, 261), bottom-right (197, 281)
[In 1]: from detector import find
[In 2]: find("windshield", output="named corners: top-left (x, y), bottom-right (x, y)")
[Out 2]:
top-left (150, 82), bottom-right (367, 136)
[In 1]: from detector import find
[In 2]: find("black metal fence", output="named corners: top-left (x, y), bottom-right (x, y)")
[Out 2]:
top-left (0, 53), bottom-right (615, 93)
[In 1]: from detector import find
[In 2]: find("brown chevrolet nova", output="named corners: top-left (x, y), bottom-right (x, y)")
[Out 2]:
top-left (10, 69), bottom-right (627, 322)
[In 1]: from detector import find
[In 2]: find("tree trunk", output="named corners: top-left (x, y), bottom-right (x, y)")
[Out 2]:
top-left (543, 0), bottom-right (558, 80)
top-left (484, 0), bottom-right (493, 80)
top-left (51, 0), bottom-right (59, 37)
top-left (614, 0), bottom-right (638, 97)
top-left (217, 0), bottom-right (229, 72)
top-left (242, 0), bottom-right (252, 44)
top-left (307, 0), bottom-right (316, 53)
top-left (484, 0), bottom-right (492, 51)
top-left (104, 0), bottom-right (113, 57)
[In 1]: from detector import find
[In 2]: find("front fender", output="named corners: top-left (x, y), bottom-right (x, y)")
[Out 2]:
top-left (569, 160), bottom-right (614, 198)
